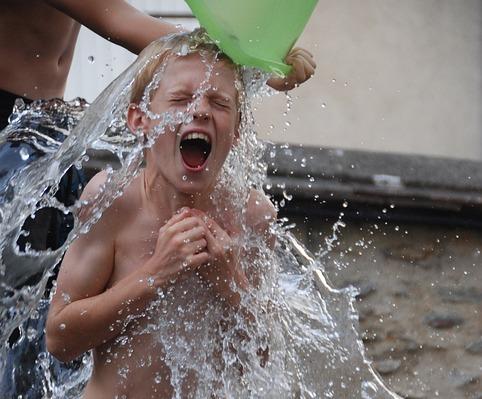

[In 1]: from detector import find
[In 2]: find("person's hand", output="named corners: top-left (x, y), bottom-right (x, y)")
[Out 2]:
top-left (188, 209), bottom-right (248, 303)
top-left (267, 47), bottom-right (316, 91)
top-left (142, 209), bottom-right (209, 288)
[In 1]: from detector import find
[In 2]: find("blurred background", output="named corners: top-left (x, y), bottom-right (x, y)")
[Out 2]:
top-left (68, 2), bottom-right (482, 398)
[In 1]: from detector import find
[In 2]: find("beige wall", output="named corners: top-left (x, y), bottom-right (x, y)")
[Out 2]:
top-left (254, 0), bottom-right (482, 161)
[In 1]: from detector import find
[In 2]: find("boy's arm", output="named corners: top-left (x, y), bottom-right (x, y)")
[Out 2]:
top-left (46, 172), bottom-right (155, 362)
top-left (46, 173), bottom-right (210, 362)
top-left (44, 0), bottom-right (183, 54)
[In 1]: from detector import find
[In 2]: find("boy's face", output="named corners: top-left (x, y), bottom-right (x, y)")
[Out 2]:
top-left (137, 52), bottom-right (239, 195)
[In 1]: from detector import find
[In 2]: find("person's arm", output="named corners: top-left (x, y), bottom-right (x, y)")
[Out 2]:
top-left (45, 0), bottom-right (316, 89)
top-left (46, 174), bottom-right (209, 362)
top-left (44, 0), bottom-right (182, 54)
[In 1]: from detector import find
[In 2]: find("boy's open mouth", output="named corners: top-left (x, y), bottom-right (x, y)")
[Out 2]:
top-left (179, 132), bottom-right (212, 171)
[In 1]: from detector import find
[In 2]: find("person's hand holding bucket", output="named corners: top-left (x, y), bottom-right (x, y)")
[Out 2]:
top-left (186, 0), bottom-right (318, 90)
top-left (266, 47), bottom-right (316, 91)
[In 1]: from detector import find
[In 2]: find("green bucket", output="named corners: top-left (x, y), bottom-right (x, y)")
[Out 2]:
top-left (185, 0), bottom-right (318, 76)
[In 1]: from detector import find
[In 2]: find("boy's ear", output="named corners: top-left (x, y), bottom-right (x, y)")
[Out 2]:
top-left (127, 103), bottom-right (148, 135)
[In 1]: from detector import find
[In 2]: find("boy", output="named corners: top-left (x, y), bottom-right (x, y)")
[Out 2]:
top-left (46, 32), bottom-right (311, 397)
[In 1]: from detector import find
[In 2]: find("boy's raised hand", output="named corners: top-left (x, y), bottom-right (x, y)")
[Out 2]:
top-left (142, 209), bottom-right (209, 288)
top-left (267, 47), bottom-right (316, 91)
top-left (187, 209), bottom-right (248, 305)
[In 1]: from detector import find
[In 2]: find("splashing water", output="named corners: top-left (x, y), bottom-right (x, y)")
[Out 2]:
top-left (0, 30), bottom-right (400, 398)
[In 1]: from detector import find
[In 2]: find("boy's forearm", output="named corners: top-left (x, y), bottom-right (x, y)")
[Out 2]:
top-left (46, 0), bottom-right (183, 54)
top-left (46, 268), bottom-right (156, 362)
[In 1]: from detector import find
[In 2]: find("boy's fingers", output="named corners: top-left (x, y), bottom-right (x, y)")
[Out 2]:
top-left (169, 216), bottom-right (204, 234)
top-left (203, 217), bottom-right (232, 244)
top-left (204, 217), bottom-right (221, 236)
top-left (184, 238), bottom-right (208, 254)
top-left (186, 252), bottom-right (210, 268)
top-left (202, 222), bottom-right (223, 255)
top-left (162, 209), bottom-right (190, 230)
top-left (178, 226), bottom-right (205, 244)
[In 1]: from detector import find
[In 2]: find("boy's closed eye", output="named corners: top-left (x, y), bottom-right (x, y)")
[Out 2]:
top-left (170, 96), bottom-right (190, 104)
top-left (209, 94), bottom-right (234, 110)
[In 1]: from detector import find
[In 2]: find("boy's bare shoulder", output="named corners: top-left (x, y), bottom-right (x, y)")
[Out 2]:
top-left (79, 170), bottom-right (138, 228)
top-left (246, 189), bottom-right (277, 232)
top-left (80, 170), bottom-right (108, 200)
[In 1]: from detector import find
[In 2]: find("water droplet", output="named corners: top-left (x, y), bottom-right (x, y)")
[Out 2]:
top-left (88, 55), bottom-right (95, 63)
top-left (59, 323), bottom-right (66, 331)
top-left (19, 147), bottom-right (29, 161)
top-left (321, 102), bottom-right (327, 109)
top-left (62, 292), bottom-right (71, 304)
top-left (27, 327), bottom-right (37, 341)
top-left (282, 190), bottom-right (293, 201)
top-left (182, 175), bottom-right (187, 181)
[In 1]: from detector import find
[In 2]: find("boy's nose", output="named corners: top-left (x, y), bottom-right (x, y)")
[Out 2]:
top-left (193, 97), bottom-right (212, 121)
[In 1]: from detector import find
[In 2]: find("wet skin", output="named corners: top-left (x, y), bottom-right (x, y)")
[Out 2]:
top-left (0, 0), bottom-right (79, 99)
top-left (46, 54), bottom-right (276, 398)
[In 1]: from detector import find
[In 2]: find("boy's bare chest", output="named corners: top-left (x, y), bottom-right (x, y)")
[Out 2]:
top-left (112, 211), bottom-right (166, 283)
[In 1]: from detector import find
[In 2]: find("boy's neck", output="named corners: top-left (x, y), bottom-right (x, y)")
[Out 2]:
top-left (140, 169), bottom-right (213, 217)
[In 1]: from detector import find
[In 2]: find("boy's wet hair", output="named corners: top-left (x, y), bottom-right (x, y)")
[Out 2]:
top-left (130, 29), bottom-right (242, 106)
